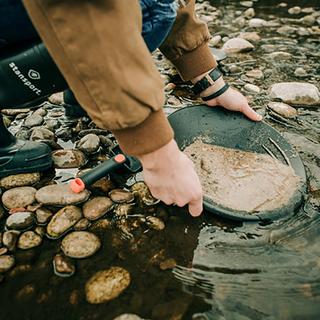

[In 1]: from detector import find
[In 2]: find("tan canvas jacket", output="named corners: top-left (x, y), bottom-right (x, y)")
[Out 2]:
top-left (22, 0), bottom-right (217, 155)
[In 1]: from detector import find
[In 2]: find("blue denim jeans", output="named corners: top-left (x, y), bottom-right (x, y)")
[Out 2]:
top-left (140, 0), bottom-right (177, 52)
top-left (0, 0), bottom-right (177, 52)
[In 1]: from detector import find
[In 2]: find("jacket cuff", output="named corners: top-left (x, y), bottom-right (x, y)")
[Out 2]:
top-left (172, 43), bottom-right (217, 81)
top-left (112, 109), bottom-right (174, 156)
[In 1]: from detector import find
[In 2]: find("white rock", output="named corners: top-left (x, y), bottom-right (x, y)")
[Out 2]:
top-left (244, 8), bottom-right (255, 19)
top-left (222, 38), bottom-right (254, 54)
top-left (269, 82), bottom-right (320, 106)
top-left (244, 84), bottom-right (261, 94)
top-left (249, 18), bottom-right (267, 28)
top-left (268, 52), bottom-right (292, 61)
top-left (294, 67), bottom-right (308, 78)
top-left (288, 6), bottom-right (301, 15)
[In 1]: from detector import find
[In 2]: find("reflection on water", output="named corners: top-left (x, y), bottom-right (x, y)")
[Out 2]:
top-left (1, 0), bottom-right (320, 319)
top-left (174, 209), bottom-right (320, 319)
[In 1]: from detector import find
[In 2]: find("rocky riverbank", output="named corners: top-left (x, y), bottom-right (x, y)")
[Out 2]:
top-left (0, 1), bottom-right (319, 319)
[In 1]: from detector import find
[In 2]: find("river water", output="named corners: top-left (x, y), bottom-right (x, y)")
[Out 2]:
top-left (0, 0), bottom-right (319, 319)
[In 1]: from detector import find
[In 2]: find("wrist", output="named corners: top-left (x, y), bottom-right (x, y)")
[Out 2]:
top-left (138, 139), bottom-right (180, 171)
top-left (199, 77), bottom-right (226, 98)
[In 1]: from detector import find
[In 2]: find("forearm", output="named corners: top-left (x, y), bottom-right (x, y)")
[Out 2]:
top-left (22, 0), bottom-right (173, 156)
top-left (159, 0), bottom-right (217, 81)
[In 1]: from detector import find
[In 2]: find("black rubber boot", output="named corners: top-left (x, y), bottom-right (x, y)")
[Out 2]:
top-left (0, 114), bottom-right (52, 178)
top-left (63, 89), bottom-right (88, 118)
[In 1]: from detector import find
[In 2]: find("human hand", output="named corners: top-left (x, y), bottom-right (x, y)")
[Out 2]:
top-left (205, 85), bottom-right (262, 122)
top-left (191, 71), bottom-right (262, 122)
top-left (137, 139), bottom-right (203, 217)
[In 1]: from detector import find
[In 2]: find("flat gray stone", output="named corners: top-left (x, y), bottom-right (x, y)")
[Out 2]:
top-left (36, 184), bottom-right (90, 206)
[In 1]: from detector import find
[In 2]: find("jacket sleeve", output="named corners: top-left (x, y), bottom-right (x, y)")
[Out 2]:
top-left (22, 0), bottom-right (173, 156)
top-left (160, 0), bottom-right (217, 81)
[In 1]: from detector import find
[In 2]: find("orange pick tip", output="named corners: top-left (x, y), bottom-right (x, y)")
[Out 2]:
top-left (114, 154), bottom-right (126, 164)
top-left (70, 178), bottom-right (85, 193)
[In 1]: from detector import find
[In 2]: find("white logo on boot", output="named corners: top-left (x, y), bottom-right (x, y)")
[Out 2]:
top-left (28, 69), bottom-right (41, 80)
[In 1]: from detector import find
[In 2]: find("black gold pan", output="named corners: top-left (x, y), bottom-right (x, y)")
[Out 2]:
top-left (167, 105), bottom-right (306, 222)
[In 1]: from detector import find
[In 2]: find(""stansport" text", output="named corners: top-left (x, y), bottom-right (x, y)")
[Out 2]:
top-left (9, 62), bottom-right (41, 95)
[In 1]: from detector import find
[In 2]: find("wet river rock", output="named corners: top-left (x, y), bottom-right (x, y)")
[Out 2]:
top-left (85, 267), bottom-right (131, 304)
top-left (0, 173), bottom-right (41, 189)
top-left (53, 254), bottom-right (75, 277)
top-left (0, 255), bottom-right (15, 273)
top-left (269, 82), bottom-right (320, 106)
top-left (17, 231), bottom-right (42, 250)
top-left (76, 134), bottom-right (100, 154)
top-left (36, 207), bottom-right (53, 225)
top-left (83, 197), bottom-right (114, 221)
top-left (51, 149), bottom-right (87, 168)
top-left (268, 102), bottom-right (298, 118)
top-left (109, 189), bottom-right (134, 204)
top-left (35, 184), bottom-right (90, 206)
top-left (74, 218), bottom-right (91, 231)
top-left (2, 231), bottom-right (19, 251)
top-left (24, 114), bottom-right (44, 128)
top-left (46, 206), bottom-right (82, 239)
top-left (6, 212), bottom-right (35, 231)
top-left (113, 315), bottom-right (142, 320)
top-left (61, 231), bottom-right (101, 259)
top-left (30, 127), bottom-right (55, 141)
top-left (131, 182), bottom-right (159, 206)
top-left (2, 187), bottom-right (37, 209)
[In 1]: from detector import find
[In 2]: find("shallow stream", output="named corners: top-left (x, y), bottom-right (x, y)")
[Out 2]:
top-left (0, 0), bottom-right (320, 319)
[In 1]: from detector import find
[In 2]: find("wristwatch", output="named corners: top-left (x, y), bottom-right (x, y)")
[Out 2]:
top-left (192, 67), bottom-right (222, 95)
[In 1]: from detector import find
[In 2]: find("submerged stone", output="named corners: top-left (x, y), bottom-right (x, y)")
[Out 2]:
top-left (61, 231), bottom-right (101, 259)
top-left (2, 187), bottom-right (37, 209)
top-left (85, 267), bottom-right (131, 304)
top-left (109, 189), bottom-right (134, 204)
top-left (36, 184), bottom-right (90, 206)
top-left (2, 231), bottom-right (20, 251)
top-left (0, 255), bottom-right (15, 273)
top-left (17, 231), bottom-right (42, 250)
top-left (53, 254), bottom-right (75, 277)
top-left (113, 315), bottom-right (142, 320)
top-left (46, 206), bottom-right (82, 239)
top-left (131, 182), bottom-right (159, 206)
top-left (83, 197), bottom-right (114, 221)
